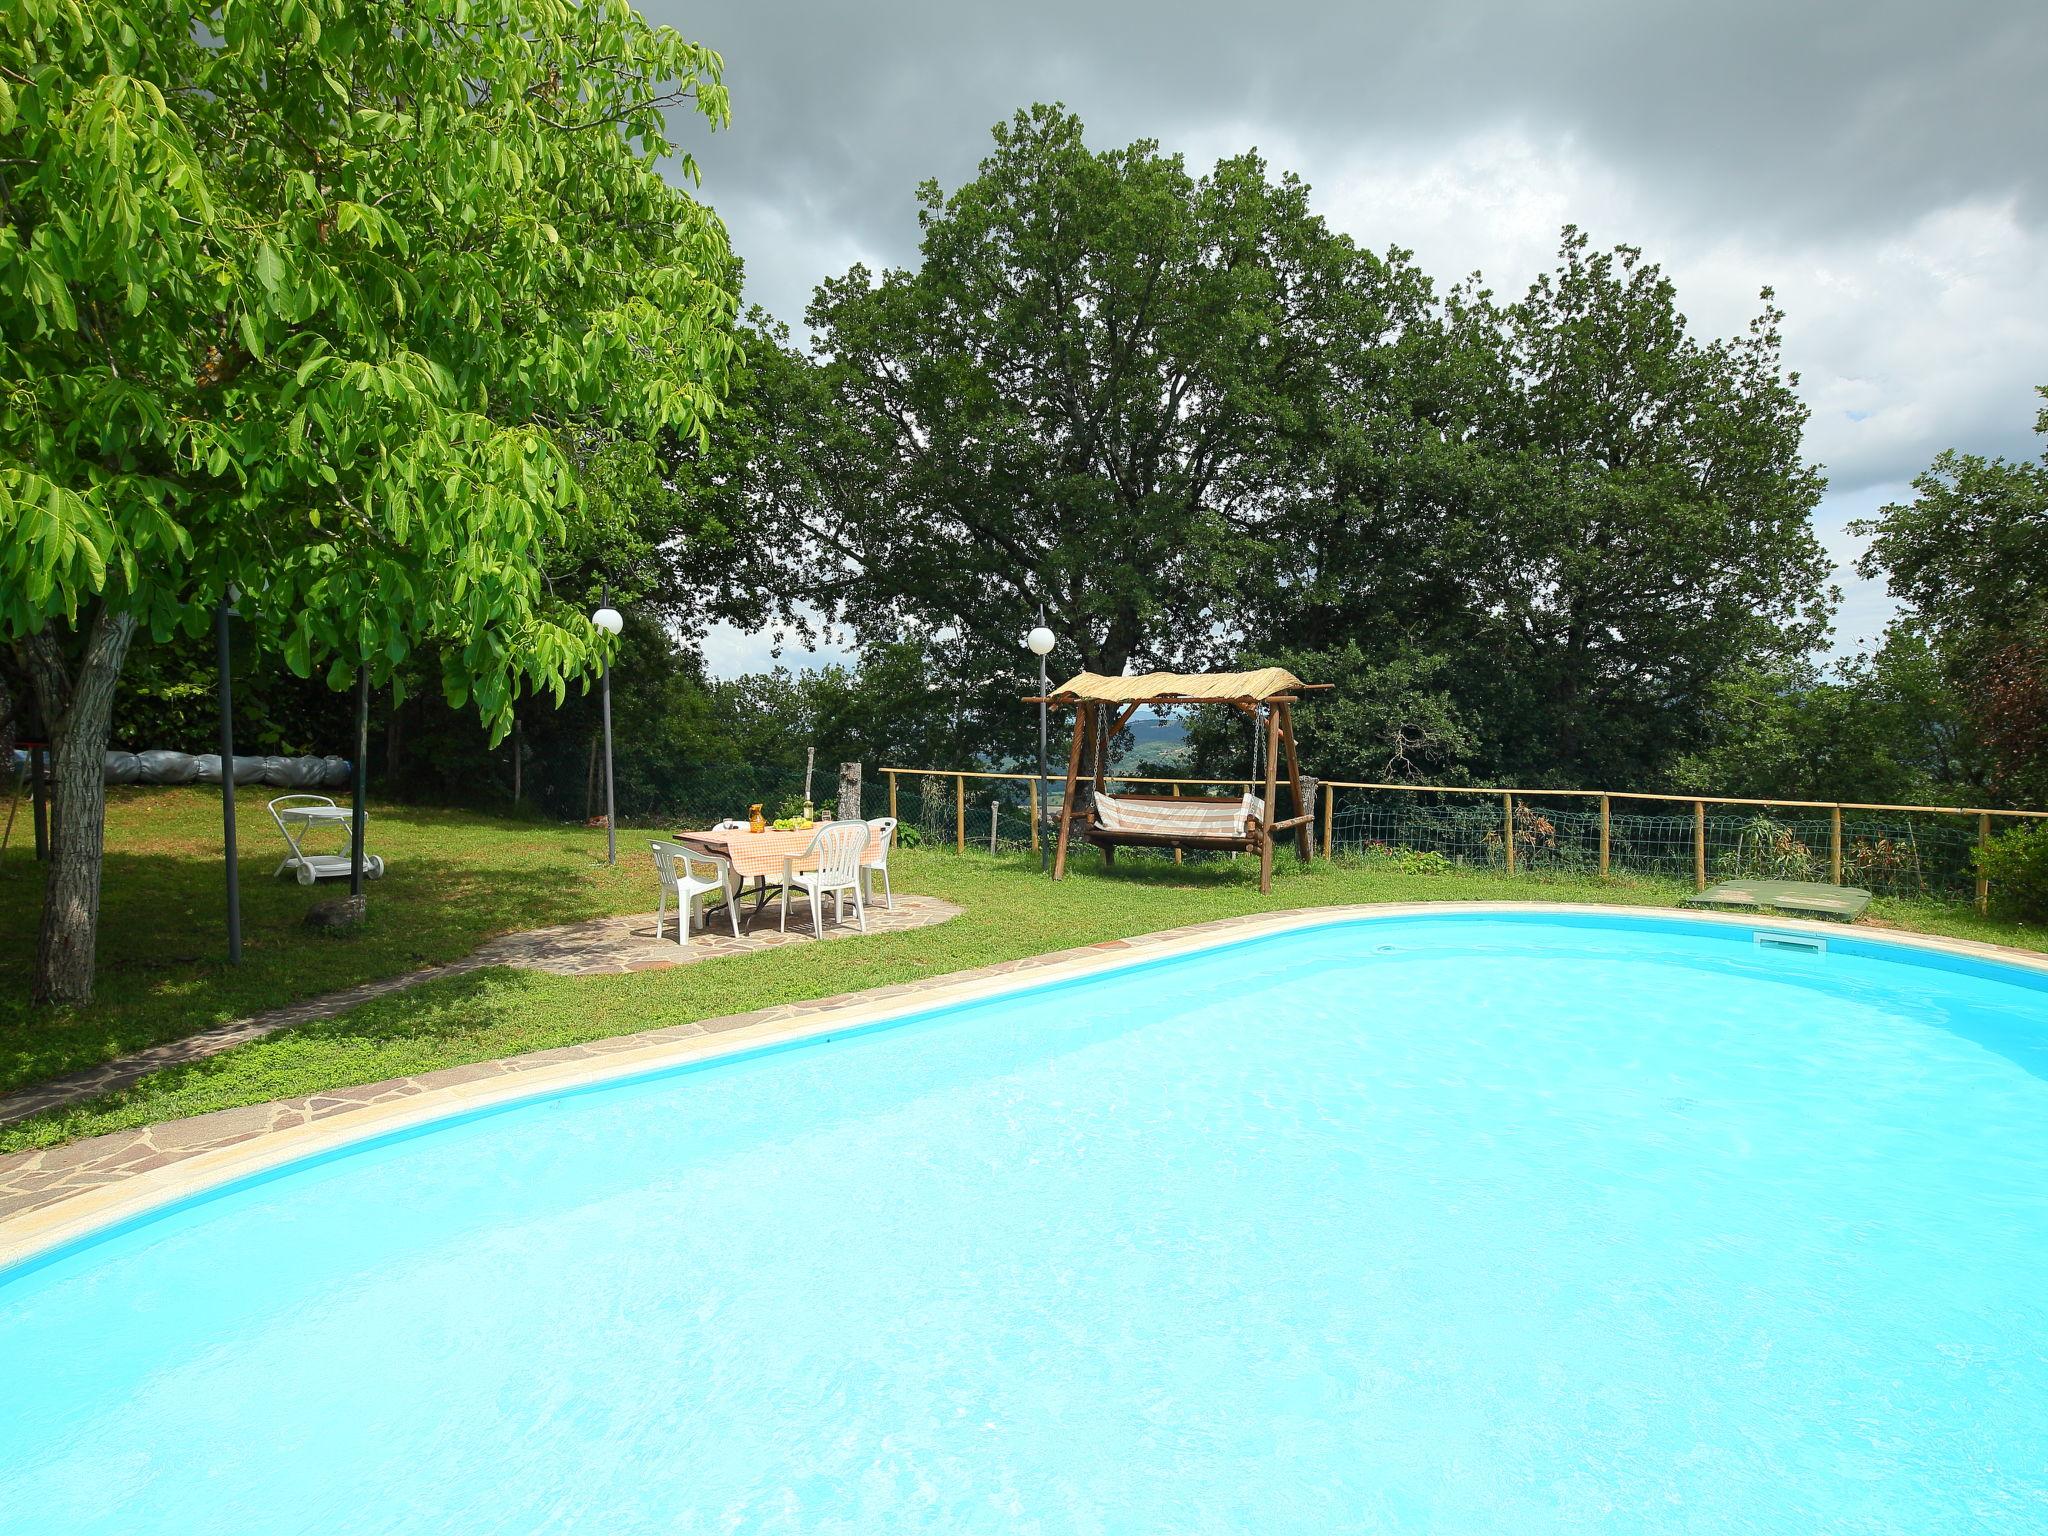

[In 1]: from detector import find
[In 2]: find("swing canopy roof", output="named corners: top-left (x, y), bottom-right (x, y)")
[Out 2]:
top-left (1032, 669), bottom-right (1327, 707)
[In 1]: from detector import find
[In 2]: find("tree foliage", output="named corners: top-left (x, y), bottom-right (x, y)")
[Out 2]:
top-left (1664, 631), bottom-right (1983, 805)
top-left (1856, 388), bottom-right (2048, 804)
top-left (1266, 231), bottom-right (1831, 785)
top-left (1, 0), bottom-right (740, 1000)
top-left (1185, 642), bottom-right (1474, 785)
top-left (721, 111), bottom-right (1833, 790)
top-left (742, 104), bottom-right (1395, 698)
top-left (2, 0), bottom-right (737, 709)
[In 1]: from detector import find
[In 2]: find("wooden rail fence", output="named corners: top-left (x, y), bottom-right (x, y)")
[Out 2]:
top-left (883, 766), bottom-right (2046, 915)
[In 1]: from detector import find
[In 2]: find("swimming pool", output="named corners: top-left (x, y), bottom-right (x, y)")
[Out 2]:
top-left (3, 911), bottom-right (2046, 1533)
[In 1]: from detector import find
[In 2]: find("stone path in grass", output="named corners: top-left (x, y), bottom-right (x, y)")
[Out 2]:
top-left (0, 893), bottom-right (962, 1132)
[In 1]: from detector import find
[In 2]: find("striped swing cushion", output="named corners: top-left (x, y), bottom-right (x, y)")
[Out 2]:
top-left (1092, 791), bottom-right (1263, 838)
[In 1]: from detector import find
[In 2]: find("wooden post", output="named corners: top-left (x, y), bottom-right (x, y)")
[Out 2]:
top-left (1830, 806), bottom-right (1843, 886)
top-left (954, 774), bottom-right (965, 854)
top-left (1502, 791), bottom-right (1515, 875)
top-left (1598, 794), bottom-right (1610, 879)
top-left (887, 770), bottom-right (898, 824)
top-left (989, 799), bottom-right (998, 854)
top-left (1693, 800), bottom-right (1707, 892)
top-left (1172, 783), bottom-right (1183, 865)
top-left (1029, 778), bottom-right (1041, 855)
top-left (1322, 781), bottom-right (1334, 860)
top-left (1278, 701), bottom-right (1311, 862)
top-left (1259, 704), bottom-right (1281, 894)
top-left (1977, 812), bottom-right (1991, 916)
top-left (1052, 707), bottom-right (1088, 880)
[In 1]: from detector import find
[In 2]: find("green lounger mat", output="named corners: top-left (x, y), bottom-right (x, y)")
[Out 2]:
top-left (1682, 879), bottom-right (1873, 920)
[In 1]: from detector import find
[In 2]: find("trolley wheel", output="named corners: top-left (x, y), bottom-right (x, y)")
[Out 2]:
top-left (367, 856), bottom-right (386, 880)
top-left (295, 865), bottom-right (315, 886)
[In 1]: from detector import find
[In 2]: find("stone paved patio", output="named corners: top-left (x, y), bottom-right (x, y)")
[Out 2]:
top-left (0, 893), bottom-right (962, 1131)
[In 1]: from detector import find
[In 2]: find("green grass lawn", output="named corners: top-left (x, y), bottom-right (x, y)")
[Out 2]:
top-left (3, 786), bottom-right (2042, 1153)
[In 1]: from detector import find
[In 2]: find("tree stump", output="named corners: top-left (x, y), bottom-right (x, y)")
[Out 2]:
top-left (305, 895), bottom-right (367, 930)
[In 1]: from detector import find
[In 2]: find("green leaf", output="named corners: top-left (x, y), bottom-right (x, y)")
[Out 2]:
top-left (253, 241), bottom-right (285, 293)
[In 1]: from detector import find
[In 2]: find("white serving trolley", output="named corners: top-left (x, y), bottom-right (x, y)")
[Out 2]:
top-left (268, 794), bottom-right (384, 885)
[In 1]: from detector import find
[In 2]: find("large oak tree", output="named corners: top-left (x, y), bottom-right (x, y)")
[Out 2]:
top-left (744, 104), bottom-right (1402, 713)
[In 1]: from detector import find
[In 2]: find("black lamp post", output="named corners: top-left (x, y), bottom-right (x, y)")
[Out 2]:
top-left (592, 598), bottom-right (623, 865)
top-left (215, 590), bottom-right (241, 963)
top-left (350, 668), bottom-right (369, 898)
top-left (1027, 616), bottom-right (1056, 872)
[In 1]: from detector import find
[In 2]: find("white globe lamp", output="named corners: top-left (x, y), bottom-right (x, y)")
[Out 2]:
top-left (590, 603), bottom-right (623, 864)
top-left (1025, 620), bottom-right (1057, 871)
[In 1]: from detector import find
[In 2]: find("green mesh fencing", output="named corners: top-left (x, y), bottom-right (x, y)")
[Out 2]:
top-left (1323, 788), bottom-right (1985, 900)
top-left (862, 770), bottom-right (2006, 907)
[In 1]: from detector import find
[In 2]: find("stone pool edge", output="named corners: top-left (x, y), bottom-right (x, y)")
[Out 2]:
top-left (5, 901), bottom-right (2044, 1274)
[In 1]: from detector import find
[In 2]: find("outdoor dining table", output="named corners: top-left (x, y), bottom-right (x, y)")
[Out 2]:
top-left (675, 824), bottom-right (883, 914)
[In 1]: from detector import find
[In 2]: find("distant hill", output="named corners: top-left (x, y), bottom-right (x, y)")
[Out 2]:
top-left (1120, 713), bottom-right (1190, 768)
top-left (999, 712), bottom-right (1190, 774)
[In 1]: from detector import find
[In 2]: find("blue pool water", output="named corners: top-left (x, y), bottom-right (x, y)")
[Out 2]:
top-left (3, 913), bottom-right (2047, 1533)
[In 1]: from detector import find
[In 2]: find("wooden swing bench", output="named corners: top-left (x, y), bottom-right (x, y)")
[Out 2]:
top-left (1028, 668), bottom-right (1329, 894)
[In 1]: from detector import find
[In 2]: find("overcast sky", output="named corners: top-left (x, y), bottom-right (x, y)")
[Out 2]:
top-left (642, 0), bottom-right (2048, 677)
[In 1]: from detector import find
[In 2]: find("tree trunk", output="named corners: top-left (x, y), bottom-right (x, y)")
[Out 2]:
top-left (23, 607), bottom-right (138, 1006)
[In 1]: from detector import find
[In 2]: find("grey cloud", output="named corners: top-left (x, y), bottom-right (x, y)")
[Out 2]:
top-left (635, 0), bottom-right (2047, 669)
top-left (657, 0), bottom-right (2047, 268)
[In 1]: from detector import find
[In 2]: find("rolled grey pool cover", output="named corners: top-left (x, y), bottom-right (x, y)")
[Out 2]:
top-left (134, 749), bottom-right (201, 784)
top-left (106, 751), bottom-right (352, 787)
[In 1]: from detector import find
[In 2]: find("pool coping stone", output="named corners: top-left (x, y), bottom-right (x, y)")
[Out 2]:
top-left (4, 901), bottom-right (2045, 1273)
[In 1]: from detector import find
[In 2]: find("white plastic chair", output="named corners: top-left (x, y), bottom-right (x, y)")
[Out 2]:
top-left (863, 816), bottom-right (898, 911)
top-left (650, 840), bottom-right (741, 945)
top-left (779, 820), bottom-right (869, 936)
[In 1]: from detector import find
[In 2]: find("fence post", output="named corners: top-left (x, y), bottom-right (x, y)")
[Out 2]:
top-left (989, 799), bottom-right (998, 854)
top-left (838, 762), bottom-right (861, 822)
top-left (1830, 806), bottom-right (1843, 886)
top-left (1693, 800), bottom-right (1707, 892)
top-left (954, 775), bottom-right (965, 854)
top-left (1172, 783), bottom-right (1183, 865)
top-left (1977, 812), bottom-right (1990, 916)
top-left (887, 771), bottom-right (898, 824)
top-left (1598, 794), bottom-right (1611, 879)
top-left (1322, 782), bottom-right (1334, 860)
top-left (1503, 791), bottom-right (1515, 875)
top-left (1029, 778), bottom-right (1041, 855)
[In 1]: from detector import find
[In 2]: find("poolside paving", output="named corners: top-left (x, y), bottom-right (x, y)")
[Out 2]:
top-left (0, 908), bottom-right (1280, 1231)
top-left (7, 902), bottom-right (2043, 1251)
top-left (0, 893), bottom-right (962, 1132)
